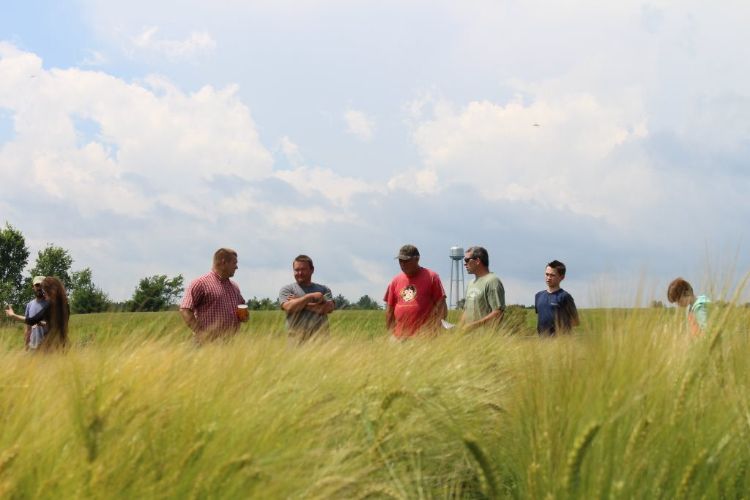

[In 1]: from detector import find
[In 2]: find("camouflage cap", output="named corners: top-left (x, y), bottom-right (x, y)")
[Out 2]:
top-left (395, 244), bottom-right (420, 260)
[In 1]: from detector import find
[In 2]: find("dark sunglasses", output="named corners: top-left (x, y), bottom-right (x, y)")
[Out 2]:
top-left (464, 257), bottom-right (478, 263)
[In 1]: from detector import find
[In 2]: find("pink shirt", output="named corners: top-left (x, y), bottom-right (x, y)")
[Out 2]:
top-left (384, 267), bottom-right (446, 337)
top-left (181, 271), bottom-right (245, 336)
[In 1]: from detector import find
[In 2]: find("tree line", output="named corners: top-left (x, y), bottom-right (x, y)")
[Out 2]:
top-left (1, 223), bottom-right (381, 314)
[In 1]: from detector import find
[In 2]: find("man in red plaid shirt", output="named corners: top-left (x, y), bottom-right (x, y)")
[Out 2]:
top-left (180, 248), bottom-right (247, 343)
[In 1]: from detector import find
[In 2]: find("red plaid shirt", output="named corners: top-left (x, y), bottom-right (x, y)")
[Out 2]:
top-left (181, 271), bottom-right (245, 336)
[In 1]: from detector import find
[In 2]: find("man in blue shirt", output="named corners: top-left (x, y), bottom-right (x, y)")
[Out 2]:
top-left (534, 260), bottom-right (579, 336)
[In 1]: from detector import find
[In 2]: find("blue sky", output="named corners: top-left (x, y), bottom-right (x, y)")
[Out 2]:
top-left (2, 1), bottom-right (749, 306)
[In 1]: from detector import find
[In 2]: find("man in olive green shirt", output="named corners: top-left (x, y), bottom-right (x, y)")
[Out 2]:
top-left (460, 246), bottom-right (505, 331)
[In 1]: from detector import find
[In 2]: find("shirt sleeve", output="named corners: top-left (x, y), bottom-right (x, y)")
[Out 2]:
top-left (560, 293), bottom-right (579, 326)
top-left (180, 280), bottom-right (202, 310)
top-left (323, 286), bottom-right (333, 302)
top-left (383, 281), bottom-right (397, 307)
top-left (25, 302), bottom-right (50, 325)
top-left (692, 301), bottom-right (708, 329)
top-left (431, 273), bottom-right (446, 302)
top-left (487, 279), bottom-right (506, 311)
top-left (279, 284), bottom-right (294, 304)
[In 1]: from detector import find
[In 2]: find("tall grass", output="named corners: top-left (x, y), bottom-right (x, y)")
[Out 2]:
top-left (0, 304), bottom-right (748, 498)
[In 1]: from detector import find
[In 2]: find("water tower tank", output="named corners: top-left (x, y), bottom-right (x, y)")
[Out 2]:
top-left (450, 246), bottom-right (464, 260)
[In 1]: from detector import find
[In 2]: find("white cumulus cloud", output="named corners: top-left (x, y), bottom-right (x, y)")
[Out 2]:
top-left (409, 94), bottom-right (655, 223)
top-left (274, 166), bottom-right (382, 207)
top-left (0, 44), bottom-right (272, 219)
top-left (343, 109), bottom-right (375, 141)
top-left (129, 26), bottom-right (217, 60)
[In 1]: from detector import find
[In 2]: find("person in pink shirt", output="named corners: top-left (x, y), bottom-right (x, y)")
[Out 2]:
top-left (180, 248), bottom-right (247, 344)
top-left (384, 244), bottom-right (447, 338)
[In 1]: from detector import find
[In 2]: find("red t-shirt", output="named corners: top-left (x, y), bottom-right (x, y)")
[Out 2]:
top-left (383, 267), bottom-right (446, 337)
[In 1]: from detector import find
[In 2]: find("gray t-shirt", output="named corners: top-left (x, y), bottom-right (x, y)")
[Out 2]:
top-left (464, 272), bottom-right (505, 323)
top-left (278, 282), bottom-right (333, 337)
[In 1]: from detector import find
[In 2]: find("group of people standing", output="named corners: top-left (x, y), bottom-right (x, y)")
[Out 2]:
top-left (179, 244), bottom-right (582, 344)
top-left (2, 245), bottom-right (707, 350)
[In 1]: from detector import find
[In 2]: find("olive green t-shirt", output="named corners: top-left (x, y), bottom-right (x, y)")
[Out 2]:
top-left (464, 272), bottom-right (505, 323)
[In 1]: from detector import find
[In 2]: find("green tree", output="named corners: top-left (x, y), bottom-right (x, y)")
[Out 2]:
top-left (247, 297), bottom-right (279, 310)
top-left (0, 223), bottom-right (30, 308)
top-left (70, 268), bottom-right (111, 314)
top-left (127, 275), bottom-right (184, 312)
top-left (27, 245), bottom-right (74, 291)
top-left (353, 295), bottom-right (382, 310)
top-left (333, 294), bottom-right (351, 310)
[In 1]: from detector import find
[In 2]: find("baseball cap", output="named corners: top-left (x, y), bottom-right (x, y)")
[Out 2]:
top-left (32, 276), bottom-right (45, 286)
top-left (395, 244), bottom-right (420, 260)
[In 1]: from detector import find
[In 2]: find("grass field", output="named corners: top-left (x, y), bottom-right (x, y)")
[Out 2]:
top-left (1, 305), bottom-right (749, 498)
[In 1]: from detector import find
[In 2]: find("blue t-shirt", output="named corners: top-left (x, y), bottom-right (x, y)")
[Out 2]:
top-left (534, 289), bottom-right (578, 335)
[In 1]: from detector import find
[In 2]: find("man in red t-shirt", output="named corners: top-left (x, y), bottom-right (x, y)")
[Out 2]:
top-left (383, 244), bottom-right (447, 338)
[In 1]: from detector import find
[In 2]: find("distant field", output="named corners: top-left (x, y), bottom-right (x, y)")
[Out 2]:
top-left (1, 306), bottom-right (748, 498)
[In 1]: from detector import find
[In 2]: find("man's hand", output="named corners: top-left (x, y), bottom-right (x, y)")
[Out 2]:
top-left (4, 306), bottom-right (24, 322)
top-left (305, 299), bottom-right (334, 315)
top-left (462, 309), bottom-right (504, 332)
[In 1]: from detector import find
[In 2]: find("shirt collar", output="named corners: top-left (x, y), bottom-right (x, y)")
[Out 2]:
top-left (210, 270), bottom-right (228, 282)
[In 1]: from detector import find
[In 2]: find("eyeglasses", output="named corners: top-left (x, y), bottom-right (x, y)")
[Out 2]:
top-left (464, 257), bottom-right (477, 263)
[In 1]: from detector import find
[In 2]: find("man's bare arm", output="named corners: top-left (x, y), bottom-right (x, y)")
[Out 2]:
top-left (305, 299), bottom-right (334, 315)
top-left (385, 304), bottom-right (396, 331)
top-left (463, 309), bottom-right (504, 331)
top-left (434, 298), bottom-right (448, 320)
top-left (281, 292), bottom-right (325, 314)
top-left (4, 306), bottom-right (25, 322)
top-left (180, 308), bottom-right (200, 333)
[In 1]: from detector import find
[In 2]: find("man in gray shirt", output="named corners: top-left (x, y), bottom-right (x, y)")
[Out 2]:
top-left (279, 255), bottom-right (335, 342)
top-left (460, 246), bottom-right (505, 331)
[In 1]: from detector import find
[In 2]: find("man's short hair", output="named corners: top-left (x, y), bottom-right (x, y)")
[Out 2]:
top-left (467, 246), bottom-right (489, 267)
top-left (547, 260), bottom-right (567, 278)
top-left (213, 248), bottom-right (237, 266)
top-left (294, 254), bottom-right (314, 270)
top-left (667, 277), bottom-right (694, 303)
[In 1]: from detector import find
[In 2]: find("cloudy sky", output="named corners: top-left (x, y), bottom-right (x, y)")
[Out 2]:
top-left (2, 1), bottom-right (749, 307)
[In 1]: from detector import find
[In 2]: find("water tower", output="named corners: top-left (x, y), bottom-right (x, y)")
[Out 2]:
top-left (448, 246), bottom-right (465, 309)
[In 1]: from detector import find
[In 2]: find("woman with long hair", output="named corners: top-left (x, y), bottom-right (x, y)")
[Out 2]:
top-left (5, 276), bottom-right (69, 351)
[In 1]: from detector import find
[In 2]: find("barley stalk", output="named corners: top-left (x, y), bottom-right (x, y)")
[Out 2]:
top-left (563, 422), bottom-right (600, 496)
top-left (357, 484), bottom-right (404, 499)
top-left (675, 449), bottom-right (708, 499)
top-left (464, 435), bottom-right (499, 499)
top-left (624, 417), bottom-right (651, 462)
top-left (672, 372), bottom-right (695, 427)
top-left (0, 446), bottom-right (19, 476)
